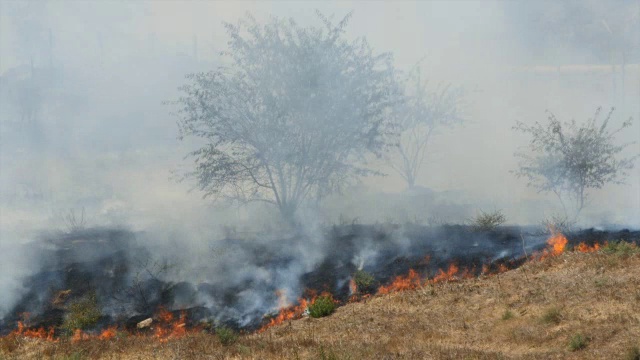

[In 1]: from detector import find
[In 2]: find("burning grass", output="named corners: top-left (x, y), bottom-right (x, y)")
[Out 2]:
top-left (2, 233), bottom-right (640, 359)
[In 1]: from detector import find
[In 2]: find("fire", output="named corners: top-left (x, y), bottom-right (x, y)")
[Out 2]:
top-left (547, 232), bottom-right (568, 256)
top-left (349, 278), bottom-right (357, 295)
top-left (575, 242), bottom-right (600, 253)
top-left (99, 326), bottom-right (117, 340)
top-left (260, 297), bottom-right (310, 332)
top-left (10, 321), bottom-right (56, 341)
top-left (153, 308), bottom-right (188, 342)
top-left (432, 264), bottom-right (459, 283)
top-left (377, 269), bottom-right (422, 295)
top-left (72, 329), bottom-right (91, 342)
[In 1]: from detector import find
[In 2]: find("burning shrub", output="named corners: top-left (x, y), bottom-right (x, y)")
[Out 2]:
top-left (61, 292), bottom-right (101, 334)
top-left (215, 326), bottom-right (238, 346)
top-left (308, 296), bottom-right (336, 318)
top-left (540, 307), bottom-right (562, 325)
top-left (568, 333), bottom-right (589, 351)
top-left (471, 210), bottom-right (506, 231)
top-left (354, 270), bottom-right (376, 294)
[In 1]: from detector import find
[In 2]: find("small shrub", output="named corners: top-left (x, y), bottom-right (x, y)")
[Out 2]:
top-left (602, 241), bottom-right (639, 256)
top-left (541, 307), bottom-right (562, 325)
top-left (625, 346), bottom-right (640, 360)
top-left (471, 210), bottom-right (506, 231)
top-left (501, 310), bottom-right (514, 320)
top-left (568, 333), bottom-right (589, 351)
top-left (308, 296), bottom-right (336, 318)
top-left (61, 292), bottom-right (101, 334)
top-left (216, 326), bottom-right (238, 346)
top-left (354, 270), bottom-right (376, 294)
top-left (541, 214), bottom-right (574, 234)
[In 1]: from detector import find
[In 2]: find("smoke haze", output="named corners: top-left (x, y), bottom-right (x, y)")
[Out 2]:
top-left (0, 0), bottom-right (639, 322)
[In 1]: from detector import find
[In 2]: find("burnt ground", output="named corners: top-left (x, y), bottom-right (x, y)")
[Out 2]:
top-left (1, 224), bottom-right (638, 335)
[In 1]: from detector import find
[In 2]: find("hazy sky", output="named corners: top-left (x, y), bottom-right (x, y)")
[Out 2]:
top-left (0, 0), bottom-right (638, 233)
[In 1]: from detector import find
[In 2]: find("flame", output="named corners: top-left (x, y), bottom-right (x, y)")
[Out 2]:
top-left (547, 232), bottom-right (568, 256)
top-left (72, 329), bottom-right (90, 342)
top-left (575, 242), bottom-right (600, 253)
top-left (99, 326), bottom-right (117, 340)
top-left (432, 264), bottom-right (459, 283)
top-left (260, 297), bottom-right (310, 332)
top-left (9, 321), bottom-right (57, 342)
top-left (349, 278), bottom-right (357, 295)
top-left (378, 269), bottom-right (422, 294)
top-left (153, 308), bottom-right (189, 342)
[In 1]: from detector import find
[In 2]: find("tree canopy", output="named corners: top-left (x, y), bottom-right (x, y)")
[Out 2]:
top-left (174, 12), bottom-right (402, 221)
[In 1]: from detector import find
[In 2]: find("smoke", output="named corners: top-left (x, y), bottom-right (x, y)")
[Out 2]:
top-left (0, 0), bottom-right (639, 325)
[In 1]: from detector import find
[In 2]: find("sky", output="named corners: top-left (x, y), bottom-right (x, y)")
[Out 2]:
top-left (0, 0), bottom-right (639, 239)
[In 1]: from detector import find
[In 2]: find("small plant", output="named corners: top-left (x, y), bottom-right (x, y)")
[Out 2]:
top-left (501, 309), bottom-right (514, 320)
top-left (216, 326), bottom-right (238, 346)
top-left (61, 292), bottom-right (101, 334)
top-left (308, 295), bottom-right (336, 318)
top-left (541, 307), bottom-right (562, 325)
top-left (354, 270), bottom-right (376, 294)
top-left (625, 346), bottom-right (640, 360)
top-left (602, 241), bottom-right (639, 256)
top-left (471, 210), bottom-right (506, 231)
top-left (568, 333), bottom-right (589, 351)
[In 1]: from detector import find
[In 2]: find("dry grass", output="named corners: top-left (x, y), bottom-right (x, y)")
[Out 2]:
top-left (2, 250), bottom-right (640, 359)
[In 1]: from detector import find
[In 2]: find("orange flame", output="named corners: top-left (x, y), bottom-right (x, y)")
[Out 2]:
top-left (547, 232), bottom-right (568, 256)
top-left (432, 264), bottom-right (459, 283)
top-left (98, 326), bottom-right (117, 340)
top-left (378, 269), bottom-right (422, 294)
top-left (349, 278), bottom-right (357, 295)
top-left (575, 242), bottom-right (600, 253)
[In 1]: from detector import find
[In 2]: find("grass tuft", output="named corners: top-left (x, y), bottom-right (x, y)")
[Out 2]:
top-left (568, 333), bottom-right (589, 351)
top-left (501, 310), bottom-right (514, 321)
top-left (216, 326), bottom-right (238, 346)
top-left (541, 307), bottom-right (562, 325)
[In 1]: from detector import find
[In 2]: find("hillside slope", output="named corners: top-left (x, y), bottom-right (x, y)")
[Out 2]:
top-left (2, 248), bottom-right (640, 359)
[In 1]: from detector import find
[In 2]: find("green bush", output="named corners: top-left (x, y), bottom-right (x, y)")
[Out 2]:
top-left (216, 326), bottom-right (238, 346)
top-left (471, 210), bottom-right (506, 231)
top-left (354, 270), bottom-right (376, 293)
top-left (61, 292), bottom-right (101, 334)
top-left (602, 241), bottom-right (639, 256)
top-left (308, 296), bottom-right (336, 318)
top-left (568, 333), bottom-right (589, 351)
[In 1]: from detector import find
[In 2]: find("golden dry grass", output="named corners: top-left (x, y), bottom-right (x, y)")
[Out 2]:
top-left (2, 250), bottom-right (640, 359)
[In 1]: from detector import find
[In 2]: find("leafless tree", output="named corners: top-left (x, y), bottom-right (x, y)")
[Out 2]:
top-left (388, 66), bottom-right (465, 189)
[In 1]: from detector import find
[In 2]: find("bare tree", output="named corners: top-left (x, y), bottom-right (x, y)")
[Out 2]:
top-left (513, 107), bottom-right (637, 220)
top-left (173, 12), bottom-right (402, 223)
top-left (388, 66), bottom-right (465, 189)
